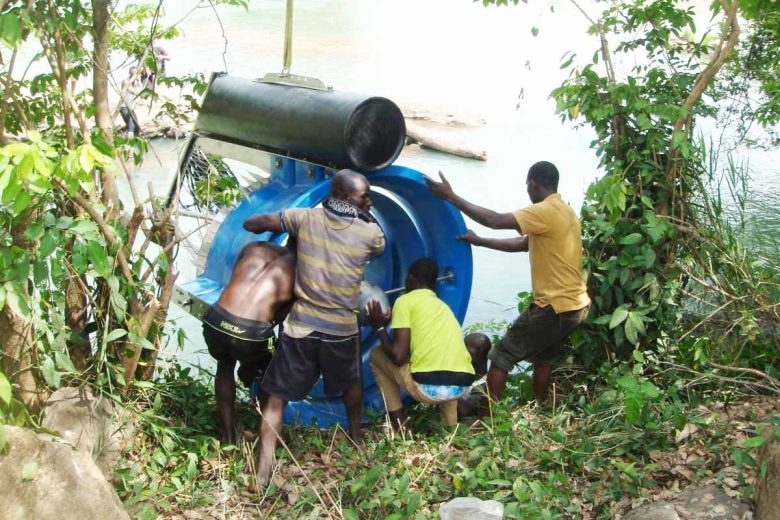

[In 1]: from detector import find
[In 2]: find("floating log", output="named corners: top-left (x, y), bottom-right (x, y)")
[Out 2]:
top-left (121, 91), bottom-right (488, 162)
top-left (405, 121), bottom-right (487, 161)
top-left (400, 104), bottom-right (486, 128)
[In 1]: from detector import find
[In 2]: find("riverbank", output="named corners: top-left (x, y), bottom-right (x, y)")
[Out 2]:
top-left (113, 361), bottom-right (778, 519)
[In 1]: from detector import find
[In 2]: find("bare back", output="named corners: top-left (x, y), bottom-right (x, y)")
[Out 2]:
top-left (217, 242), bottom-right (295, 323)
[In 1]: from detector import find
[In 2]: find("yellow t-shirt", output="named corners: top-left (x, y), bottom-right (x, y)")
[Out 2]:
top-left (513, 193), bottom-right (591, 313)
top-left (390, 289), bottom-right (475, 378)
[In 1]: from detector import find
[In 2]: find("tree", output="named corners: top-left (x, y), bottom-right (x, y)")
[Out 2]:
top-left (482, 1), bottom-right (779, 370)
top-left (0, 0), bottom-right (246, 413)
top-left (719, 0), bottom-right (780, 144)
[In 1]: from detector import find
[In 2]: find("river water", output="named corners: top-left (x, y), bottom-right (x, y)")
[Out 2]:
top-left (124, 0), bottom-right (780, 369)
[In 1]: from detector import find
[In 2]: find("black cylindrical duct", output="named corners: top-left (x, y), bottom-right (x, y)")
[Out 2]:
top-left (196, 74), bottom-right (406, 172)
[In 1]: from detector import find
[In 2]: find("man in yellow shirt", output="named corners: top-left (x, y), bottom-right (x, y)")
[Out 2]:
top-left (427, 161), bottom-right (590, 406)
top-left (365, 258), bottom-right (490, 429)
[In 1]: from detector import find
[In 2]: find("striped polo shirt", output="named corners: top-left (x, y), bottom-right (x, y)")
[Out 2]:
top-left (282, 207), bottom-right (385, 337)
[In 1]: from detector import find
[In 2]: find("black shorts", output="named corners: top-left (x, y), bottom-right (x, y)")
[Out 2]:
top-left (489, 303), bottom-right (589, 370)
top-left (261, 331), bottom-right (360, 402)
top-left (203, 304), bottom-right (275, 387)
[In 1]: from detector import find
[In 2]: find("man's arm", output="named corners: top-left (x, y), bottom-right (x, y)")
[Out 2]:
top-left (244, 213), bottom-right (283, 234)
top-left (368, 225), bottom-right (386, 255)
top-left (366, 300), bottom-right (410, 366)
top-left (426, 171), bottom-right (520, 231)
top-left (457, 229), bottom-right (528, 252)
top-left (377, 328), bottom-right (411, 366)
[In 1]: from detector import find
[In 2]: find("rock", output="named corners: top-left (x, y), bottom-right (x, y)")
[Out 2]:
top-left (623, 485), bottom-right (751, 520)
top-left (680, 486), bottom-right (751, 518)
top-left (623, 503), bottom-right (679, 520)
top-left (0, 425), bottom-right (129, 520)
top-left (40, 386), bottom-right (133, 480)
top-left (755, 426), bottom-right (780, 520)
top-left (114, 86), bottom-right (195, 139)
top-left (439, 497), bottom-right (503, 520)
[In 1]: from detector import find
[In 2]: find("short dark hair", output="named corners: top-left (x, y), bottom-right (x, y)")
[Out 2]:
top-left (527, 161), bottom-right (559, 190)
top-left (408, 257), bottom-right (438, 288)
top-left (330, 169), bottom-right (365, 200)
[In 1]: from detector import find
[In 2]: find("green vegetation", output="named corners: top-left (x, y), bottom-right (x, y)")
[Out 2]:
top-left (1, 0), bottom-right (779, 518)
top-left (0, 0), bottom-right (246, 411)
top-left (110, 356), bottom-right (779, 519)
top-left (478, 1), bottom-right (780, 370)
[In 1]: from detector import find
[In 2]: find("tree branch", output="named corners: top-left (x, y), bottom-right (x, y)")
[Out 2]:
top-left (665, 0), bottom-right (741, 186)
top-left (708, 360), bottom-right (780, 391)
top-left (53, 178), bottom-right (134, 285)
top-left (0, 46), bottom-right (18, 144)
top-left (568, 0), bottom-right (615, 83)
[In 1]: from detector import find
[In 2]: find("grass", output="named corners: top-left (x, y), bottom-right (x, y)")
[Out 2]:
top-left (112, 362), bottom-right (780, 519)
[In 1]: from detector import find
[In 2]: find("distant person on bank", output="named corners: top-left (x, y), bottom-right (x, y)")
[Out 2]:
top-left (243, 169), bottom-right (385, 487)
top-left (202, 241), bottom-right (295, 446)
top-left (140, 39), bottom-right (170, 94)
top-left (365, 257), bottom-right (491, 429)
top-left (426, 160), bottom-right (590, 407)
top-left (119, 66), bottom-right (143, 136)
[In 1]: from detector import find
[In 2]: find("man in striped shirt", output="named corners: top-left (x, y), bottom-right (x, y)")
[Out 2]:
top-left (244, 169), bottom-right (385, 487)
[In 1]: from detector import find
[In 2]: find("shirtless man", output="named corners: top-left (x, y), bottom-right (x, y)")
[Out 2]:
top-left (202, 241), bottom-right (295, 446)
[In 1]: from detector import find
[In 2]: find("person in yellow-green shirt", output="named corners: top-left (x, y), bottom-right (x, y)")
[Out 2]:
top-left (426, 161), bottom-right (590, 408)
top-left (365, 258), bottom-right (491, 429)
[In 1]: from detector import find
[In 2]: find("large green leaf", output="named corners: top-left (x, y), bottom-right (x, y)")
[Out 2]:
top-left (33, 261), bottom-right (51, 289)
top-left (609, 307), bottom-right (629, 329)
top-left (69, 219), bottom-right (100, 238)
top-left (628, 311), bottom-right (647, 336)
top-left (0, 371), bottom-right (11, 405)
top-left (54, 351), bottom-right (77, 374)
top-left (616, 375), bottom-right (638, 391)
top-left (78, 146), bottom-right (95, 174)
top-left (5, 282), bottom-right (30, 319)
top-left (23, 222), bottom-right (44, 242)
top-left (0, 13), bottom-right (22, 46)
top-left (40, 357), bottom-right (61, 388)
top-left (624, 396), bottom-right (641, 425)
top-left (619, 233), bottom-right (643, 246)
top-left (104, 328), bottom-right (128, 343)
top-left (640, 381), bottom-right (660, 398)
top-left (39, 231), bottom-right (59, 257)
top-left (12, 190), bottom-right (32, 214)
top-left (742, 436), bottom-right (765, 449)
top-left (87, 240), bottom-right (110, 278)
top-left (625, 317), bottom-right (639, 344)
top-left (0, 166), bottom-right (12, 195)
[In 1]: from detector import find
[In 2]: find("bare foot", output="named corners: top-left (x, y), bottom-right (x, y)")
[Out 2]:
top-left (255, 454), bottom-right (274, 489)
top-left (348, 428), bottom-right (363, 447)
top-left (255, 472), bottom-right (270, 489)
top-left (219, 432), bottom-right (236, 448)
